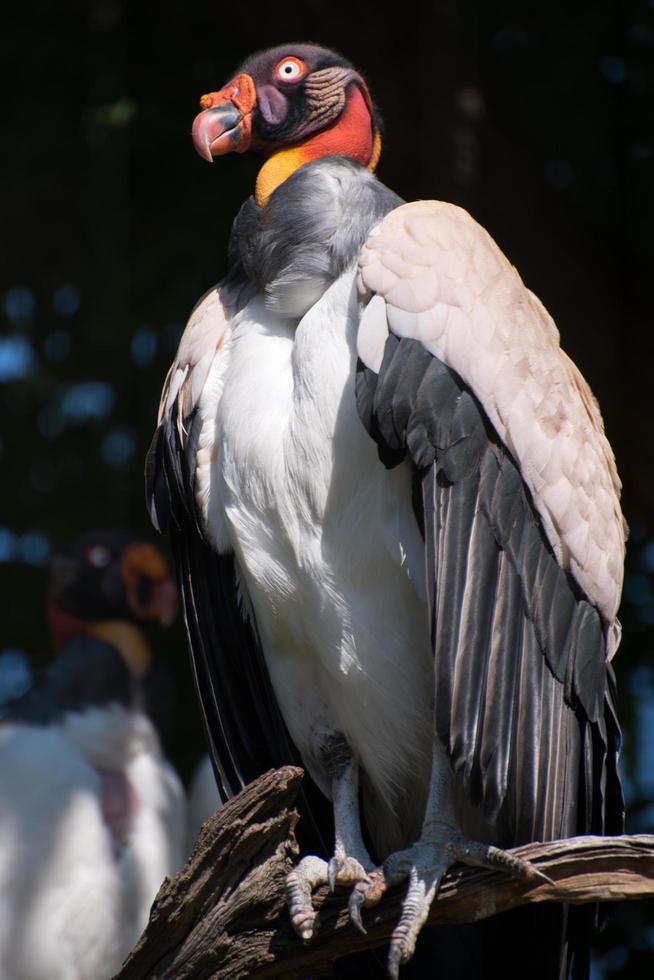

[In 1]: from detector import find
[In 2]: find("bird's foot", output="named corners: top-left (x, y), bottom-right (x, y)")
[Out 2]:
top-left (286, 851), bottom-right (374, 941)
top-left (349, 830), bottom-right (553, 980)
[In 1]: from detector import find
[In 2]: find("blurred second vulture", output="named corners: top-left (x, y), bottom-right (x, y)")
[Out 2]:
top-left (0, 530), bottom-right (187, 980)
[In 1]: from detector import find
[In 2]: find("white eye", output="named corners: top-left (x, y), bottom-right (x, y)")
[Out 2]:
top-left (86, 545), bottom-right (111, 568)
top-left (274, 57), bottom-right (305, 83)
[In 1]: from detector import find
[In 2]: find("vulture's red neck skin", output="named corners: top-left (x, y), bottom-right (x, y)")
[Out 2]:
top-left (47, 598), bottom-right (88, 651)
top-left (255, 84), bottom-right (381, 207)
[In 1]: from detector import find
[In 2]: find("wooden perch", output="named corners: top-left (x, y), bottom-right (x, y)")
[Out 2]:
top-left (115, 766), bottom-right (654, 980)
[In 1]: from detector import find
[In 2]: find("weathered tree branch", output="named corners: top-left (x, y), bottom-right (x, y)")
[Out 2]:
top-left (115, 766), bottom-right (654, 980)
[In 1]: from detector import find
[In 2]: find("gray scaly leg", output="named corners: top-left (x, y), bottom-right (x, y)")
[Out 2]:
top-left (349, 737), bottom-right (553, 979)
top-left (287, 732), bottom-right (374, 940)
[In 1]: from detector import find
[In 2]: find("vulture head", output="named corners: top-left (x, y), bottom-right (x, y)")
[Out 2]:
top-left (191, 43), bottom-right (381, 205)
top-left (47, 529), bottom-right (179, 676)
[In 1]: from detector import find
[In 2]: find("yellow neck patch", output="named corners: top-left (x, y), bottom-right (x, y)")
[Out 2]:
top-left (254, 130), bottom-right (382, 207)
top-left (89, 620), bottom-right (152, 678)
top-left (255, 147), bottom-right (308, 208)
top-left (369, 129), bottom-right (382, 172)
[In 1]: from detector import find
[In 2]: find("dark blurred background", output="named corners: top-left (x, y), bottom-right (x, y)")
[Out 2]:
top-left (1, 1), bottom-right (652, 974)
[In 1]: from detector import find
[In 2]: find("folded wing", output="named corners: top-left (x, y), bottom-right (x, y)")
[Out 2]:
top-left (356, 201), bottom-right (625, 845)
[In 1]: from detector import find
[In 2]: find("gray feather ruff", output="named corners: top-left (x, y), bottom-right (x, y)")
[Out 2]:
top-left (229, 157), bottom-right (402, 317)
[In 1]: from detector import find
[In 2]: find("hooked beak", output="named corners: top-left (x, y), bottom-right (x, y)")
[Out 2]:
top-left (192, 72), bottom-right (257, 161)
top-left (120, 544), bottom-right (179, 626)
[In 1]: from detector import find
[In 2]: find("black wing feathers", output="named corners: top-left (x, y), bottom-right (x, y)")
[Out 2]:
top-left (356, 336), bottom-right (623, 848)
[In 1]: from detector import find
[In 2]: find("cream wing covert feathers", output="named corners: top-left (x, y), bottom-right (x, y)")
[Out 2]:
top-left (357, 201), bottom-right (625, 640)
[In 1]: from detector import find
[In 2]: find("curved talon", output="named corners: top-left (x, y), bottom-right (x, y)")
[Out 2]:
top-left (348, 886), bottom-right (367, 934)
top-left (517, 860), bottom-right (555, 887)
top-left (493, 849), bottom-right (556, 887)
top-left (529, 867), bottom-right (556, 887)
top-left (348, 868), bottom-right (387, 934)
top-left (531, 864), bottom-right (556, 888)
top-left (328, 858), bottom-right (337, 893)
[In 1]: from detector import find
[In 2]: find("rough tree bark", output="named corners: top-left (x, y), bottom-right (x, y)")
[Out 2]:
top-left (115, 767), bottom-right (654, 980)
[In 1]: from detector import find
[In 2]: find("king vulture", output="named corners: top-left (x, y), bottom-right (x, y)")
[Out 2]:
top-left (0, 531), bottom-right (186, 980)
top-left (147, 44), bottom-right (625, 979)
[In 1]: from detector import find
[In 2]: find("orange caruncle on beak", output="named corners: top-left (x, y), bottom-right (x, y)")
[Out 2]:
top-left (192, 73), bottom-right (257, 161)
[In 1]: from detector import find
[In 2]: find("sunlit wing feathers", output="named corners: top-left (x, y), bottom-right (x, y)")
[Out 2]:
top-left (154, 284), bottom-right (233, 491)
top-left (357, 201), bottom-right (626, 636)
